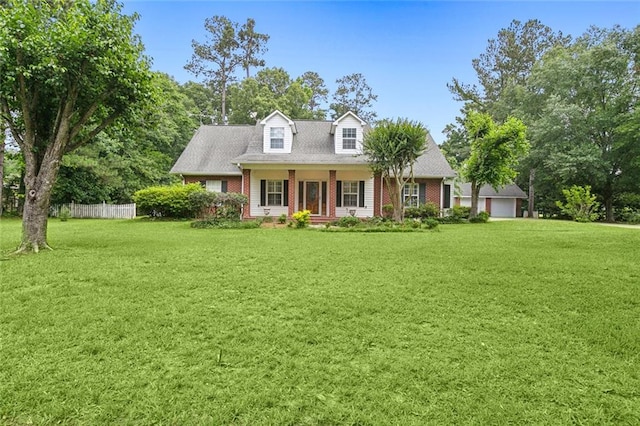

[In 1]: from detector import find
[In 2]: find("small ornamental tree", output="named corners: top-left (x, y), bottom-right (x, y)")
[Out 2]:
top-left (463, 112), bottom-right (528, 218)
top-left (556, 185), bottom-right (600, 222)
top-left (363, 119), bottom-right (427, 222)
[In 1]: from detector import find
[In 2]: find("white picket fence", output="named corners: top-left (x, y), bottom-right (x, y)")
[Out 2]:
top-left (50, 202), bottom-right (137, 219)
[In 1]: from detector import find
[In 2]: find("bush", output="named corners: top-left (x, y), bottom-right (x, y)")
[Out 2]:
top-left (59, 206), bottom-right (71, 222)
top-left (470, 211), bottom-right (490, 223)
top-left (278, 213), bottom-right (287, 224)
top-left (405, 202), bottom-right (441, 219)
top-left (382, 204), bottom-right (394, 219)
top-left (134, 184), bottom-right (204, 218)
top-left (191, 219), bottom-right (261, 229)
top-left (555, 185), bottom-right (599, 223)
top-left (290, 210), bottom-right (311, 228)
top-left (336, 216), bottom-right (361, 228)
top-left (188, 191), bottom-right (218, 218)
top-left (450, 205), bottom-right (471, 220)
top-left (422, 218), bottom-right (439, 229)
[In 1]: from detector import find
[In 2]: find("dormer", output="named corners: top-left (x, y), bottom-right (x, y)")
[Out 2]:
top-left (260, 110), bottom-right (297, 154)
top-left (330, 111), bottom-right (367, 154)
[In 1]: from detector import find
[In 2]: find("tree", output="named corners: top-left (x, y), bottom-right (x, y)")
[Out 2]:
top-left (522, 25), bottom-right (640, 221)
top-left (463, 112), bottom-right (528, 218)
top-left (446, 19), bottom-right (569, 215)
top-left (448, 19), bottom-right (570, 116)
top-left (363, 118), bottom-right (427, 222)
top-left (0, 0), bottom-right (153, 252)
top-left (238, 18), bottom-right (269, 79)
top-left (185, 15), bottom-right (242, 122)
top-left (330, 73), bottom-right (378, 122)
top-left (51, 73), bottom-right (198, 205)
top-left (299, 71), bottom-right (328, 119)
top-left (556, 185), bottom-right (600, 222)
top-left (227, 68), bottom-right (314, 124)
top-left (179, 81), bottom-right (219, 124)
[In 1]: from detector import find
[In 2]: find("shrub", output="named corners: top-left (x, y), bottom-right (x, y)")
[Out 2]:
top-left (59, 206), bottom-right (71, 222)
top-left (188, 191), bottom-right (218, 218)
top-left (382, 204), bottom-right (394, 219)
top-left (291, 210), bottom-right (311, 228)
top-left (450, 205), bottom-right (471, 220)
top-left (191, 219), bottom-right (261, 229)
top-left (405, 202), bottom-right (441, 219)
top-left (555, 185), bottom-right (600, 223)
top-left (278, 213), bottom-right (287, 224)
top-left (134, 184), bottom-right (204, 218)
top-left (336, 216), bottom-right (361, 228)
top-left (470, 211), bottom-right (490, 223)
top-left (422, 218), bottom-right (439, 230)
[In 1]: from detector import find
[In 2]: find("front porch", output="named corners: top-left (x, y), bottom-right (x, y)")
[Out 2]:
top-left (242, 167), bottom-right (378, 221)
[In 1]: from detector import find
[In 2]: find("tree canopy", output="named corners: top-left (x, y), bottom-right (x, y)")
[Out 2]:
top-left (330, 73), bottom-right (378, 123)
top-left (0, 0), bottom-right (153, 252)
top-left (363, 118), bottom-right (427, 222)
top-left (462, 112), bottom-right (528, 217)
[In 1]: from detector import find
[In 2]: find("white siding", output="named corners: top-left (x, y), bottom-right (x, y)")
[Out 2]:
top-left (335, 171), bottom-right (374, 218)
top-left (459, 197), bottom-right (487, 212)
top-left (334, 115), bottom-right (364, 155)
top-left (250, 171), bottom-right (289, 217)
top-left (263, 115), bottom-right (293, 153)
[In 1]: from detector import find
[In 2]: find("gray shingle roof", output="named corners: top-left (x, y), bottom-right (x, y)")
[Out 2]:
top-left (171, 119), bottom-right (457, 178)
top-left (170, 125), bottom-right (258, 175)
top-left (458, 183), bottom-right (528, 198)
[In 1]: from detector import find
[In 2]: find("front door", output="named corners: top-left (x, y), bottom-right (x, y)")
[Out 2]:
top-left (305, 181), bottom-right (320, 215)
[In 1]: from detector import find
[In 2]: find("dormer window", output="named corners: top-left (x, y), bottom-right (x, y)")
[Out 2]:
top-left (270, 127), bottom-right (284, 149)
top-left (342, 128), bottom-right (357, 150)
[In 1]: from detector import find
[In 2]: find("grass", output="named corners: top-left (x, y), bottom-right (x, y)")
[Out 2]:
top-left (1, 218), bottom-right (639, 425)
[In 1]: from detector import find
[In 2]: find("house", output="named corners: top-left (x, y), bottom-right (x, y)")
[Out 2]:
top-left (455, 183), bottom-right (528, 218)
top-left (171, 110), bottom-right (456, 221)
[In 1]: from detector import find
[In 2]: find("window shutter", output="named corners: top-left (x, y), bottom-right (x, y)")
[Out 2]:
top-left (283, 180), bottom-right (289, 206)
top-left (336, 181), bottom-right (342, 207)
top-left (260, 180), bottom-right (266, 206)
top-left (221, 180), bottom-right (228, 193)
top-left (359, 181), bottom-right (365, 207)
top-left (419, 183), bottom-right (426, 205)
top-left (443, 184), bottom-right (451, 208)
top-left (322, 182), bottom-right (327, 207)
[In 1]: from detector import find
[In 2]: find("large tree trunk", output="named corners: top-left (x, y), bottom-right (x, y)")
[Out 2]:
top-left (470, 180), bottom-right (480, 218)
top-left (19, 186), bottom-right (52, 253)
top-left (528, 168), bottom-right (535, 218)
top-left (16, 127), bottom-right (65, 253)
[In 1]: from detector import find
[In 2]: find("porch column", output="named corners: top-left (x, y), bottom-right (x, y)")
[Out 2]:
top-left (329, 170), bottom-right (337, 219)
top-left (373, 172), bottom-right (382, 217)
top-left (242, 168), bottom-right (251, 219)
top-left (288, 170), bottom-right (296, 217)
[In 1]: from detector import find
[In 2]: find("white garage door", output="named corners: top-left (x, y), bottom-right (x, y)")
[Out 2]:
top-left (491, 198), bottom-right (516, 217)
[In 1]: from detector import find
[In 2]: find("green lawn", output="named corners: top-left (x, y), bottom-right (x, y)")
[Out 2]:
top-left (1, 219), bottom-right (639, 425)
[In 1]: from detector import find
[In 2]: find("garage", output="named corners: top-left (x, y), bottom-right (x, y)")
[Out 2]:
top-left (490, 198), bottom-right (516, 217)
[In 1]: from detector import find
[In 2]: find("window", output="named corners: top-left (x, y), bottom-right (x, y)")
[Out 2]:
top-left (270, 127), bottom-right (284, 149)
top-left (404, 183), bottom-right (419, 207)
top-left (267, 180), bottom-right (283, 206)
top-left (342, 128), bottom-right (356, 150)
top-left (343, 181), bottom-right (359, 207)
top-left (206, 180), bottom-right (221, 192)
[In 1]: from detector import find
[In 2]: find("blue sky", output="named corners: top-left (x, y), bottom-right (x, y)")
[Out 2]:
top-left (121, 1), bottom-right (639, 144)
